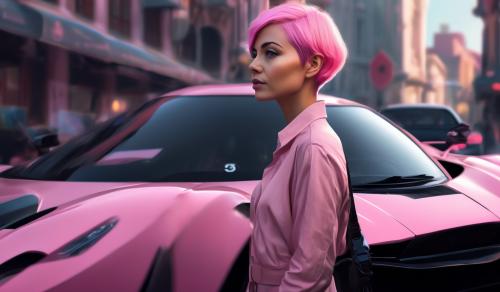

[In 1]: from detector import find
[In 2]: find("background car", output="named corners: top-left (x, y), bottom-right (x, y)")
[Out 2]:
top-left (0, 84), bottom-right (499, 291)
top-left (0, 106), bottom-right (60, 165)
top-left (380, 103), bottom-right (484, 155)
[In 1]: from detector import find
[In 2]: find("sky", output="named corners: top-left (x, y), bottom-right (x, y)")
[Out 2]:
top-left (426, 0), bottom-right (483, 53)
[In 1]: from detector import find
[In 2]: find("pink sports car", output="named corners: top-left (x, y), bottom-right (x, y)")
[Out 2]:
top-left (0, 84), bottom-right (499, 291)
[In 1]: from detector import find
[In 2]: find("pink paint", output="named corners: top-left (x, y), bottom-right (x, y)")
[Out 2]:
top-left (0, 83), bottom-right (498, 291)
top-left (96, 148), bottom-right (162, 165)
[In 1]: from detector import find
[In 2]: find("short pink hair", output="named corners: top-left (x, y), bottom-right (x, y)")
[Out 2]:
top-left (248, 3), bottom-right (348, 89)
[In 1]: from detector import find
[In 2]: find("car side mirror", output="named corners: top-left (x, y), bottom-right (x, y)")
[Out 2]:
top-left (446, 123), bottom-right (470, 146)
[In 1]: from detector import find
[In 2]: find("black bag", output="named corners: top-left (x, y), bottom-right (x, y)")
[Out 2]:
top-left (334, 163), bottom-right (373, 292)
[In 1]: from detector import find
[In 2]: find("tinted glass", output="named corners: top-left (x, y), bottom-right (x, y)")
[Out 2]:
top-left (327, 107), bottom-right (445, 185)
top-left (2, 96), bottom-right (446, 186)
top-left (3, 97), bottom-right (284, 182)
top-left (381, 108), bottom-right (459, 130)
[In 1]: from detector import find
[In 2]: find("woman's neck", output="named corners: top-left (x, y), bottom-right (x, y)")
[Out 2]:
top-left (277, 81), bottom-right (318, 124)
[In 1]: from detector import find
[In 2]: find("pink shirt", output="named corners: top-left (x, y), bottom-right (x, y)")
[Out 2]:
top-left (249, 101), bottom-right (350, 292)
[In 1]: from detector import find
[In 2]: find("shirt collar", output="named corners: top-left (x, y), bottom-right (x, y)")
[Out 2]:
top-left (276, 101), bottom-right (327, 151)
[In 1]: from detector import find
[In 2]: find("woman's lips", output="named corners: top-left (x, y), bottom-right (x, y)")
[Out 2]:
top-left (252, 83), bottom-right (265, 90)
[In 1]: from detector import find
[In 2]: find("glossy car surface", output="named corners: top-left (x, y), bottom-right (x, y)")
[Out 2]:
top-left (0, 84), bottom-right (499, 291)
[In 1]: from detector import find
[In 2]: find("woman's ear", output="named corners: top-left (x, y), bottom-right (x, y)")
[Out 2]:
top-left (305, 54), bottom-right (324, 79)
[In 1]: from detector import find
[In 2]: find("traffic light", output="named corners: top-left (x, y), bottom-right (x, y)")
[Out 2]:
top-left (474, 73), bottom-right (500, 98)
top-left (491, 82), bottom-right (500, 91)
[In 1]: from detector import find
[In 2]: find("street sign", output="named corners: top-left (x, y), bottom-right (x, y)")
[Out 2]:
top-left (370, 51), bottom-right (394, 91)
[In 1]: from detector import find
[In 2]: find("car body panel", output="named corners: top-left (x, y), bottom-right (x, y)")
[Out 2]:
top-left (0, 186), bottom-right (252, 291)
top-left (163, 84), bottom-right (360, 106)
top-left (361, 193), bottom-right (498, 235)
top-left (1, 175), bottom-right (497, 247)
top-left (348, 195), bottom-right (415, 244)
top-left (478, 154), bottom-right (500, 166)
top-left (0, 165), bottom-right (12, 173)
top-left (446, 161), bottom-right (500, 217)
top-left (0, 84), bottom-right (498, 290)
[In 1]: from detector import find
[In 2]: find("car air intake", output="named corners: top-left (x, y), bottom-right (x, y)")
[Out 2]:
top-left (141, 248), bottom-right (173, 292)
top-left (3, 207), bottom-right (57, 229)
top-left (234, 203), bottom-right (250, 218)
top-left (0, 195), bottom-right (39, 229)
top-left (371, 222), bottom-right (500, 259)
top-left (0, 251), bottom-right (46, 282)
top-left (56, 218), bottom-right (118, 257)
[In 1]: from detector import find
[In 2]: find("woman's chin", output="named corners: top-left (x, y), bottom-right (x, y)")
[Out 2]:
top-left (254, 92), bottom-right (274, 101)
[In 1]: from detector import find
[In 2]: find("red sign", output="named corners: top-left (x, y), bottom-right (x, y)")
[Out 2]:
top-left (370, 51), bottom-right (394, 91)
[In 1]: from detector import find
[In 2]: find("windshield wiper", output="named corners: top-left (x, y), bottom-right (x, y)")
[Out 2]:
top-left (354, 174), bottom-right (437, 188)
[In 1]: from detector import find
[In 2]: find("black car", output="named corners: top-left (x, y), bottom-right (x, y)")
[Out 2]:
top-left (381, 104), bottom-right (484, 155)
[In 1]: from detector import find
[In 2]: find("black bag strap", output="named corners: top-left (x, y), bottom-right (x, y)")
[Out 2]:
top-left (346, 163), bottom-right (362, 239)
top-left (345, 162), bottom-right (373, 291)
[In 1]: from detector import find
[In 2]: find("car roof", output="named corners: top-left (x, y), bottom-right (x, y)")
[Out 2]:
top-left (162, 83), bottom-right (363, 107)
top-left (381, 103), bottom-right (455, 111)
top-left (380, 103), bottom-right (463, 123)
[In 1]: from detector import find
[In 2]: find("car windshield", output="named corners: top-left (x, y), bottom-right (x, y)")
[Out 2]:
top-left (381, 108), bottom-right (459, 130)
top-left (1, 95), bottom-right (446, 187)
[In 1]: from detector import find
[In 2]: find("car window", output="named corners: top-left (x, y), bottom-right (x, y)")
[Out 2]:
top-left (326, 107), bottom-right (446, 185)
top-left (2, 96), bottom-right (446, 187)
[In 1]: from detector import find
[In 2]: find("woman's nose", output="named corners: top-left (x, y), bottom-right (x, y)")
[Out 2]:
top-left (249, 58), bottom-right (262, 73)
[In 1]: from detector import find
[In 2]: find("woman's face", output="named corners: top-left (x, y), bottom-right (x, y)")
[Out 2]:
top-left (249, 24), bottom-right (307, 101)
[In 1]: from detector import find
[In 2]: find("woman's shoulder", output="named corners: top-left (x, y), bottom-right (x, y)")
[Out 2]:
top-left (294, 119), bottom-right (343, 152)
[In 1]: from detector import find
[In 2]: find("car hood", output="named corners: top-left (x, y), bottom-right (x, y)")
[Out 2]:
top-left (0, 178), bottom-right (253, 291)
top-left (357, 188), bottom-right (499, 245)
top-left (0, 176), bottom-right (498, 290)
top-left (0, 178), bottom-right (255, 211)
top-left (478, 154), bottom-right (500, 166)
top-left (1, 177), bottom-right (498, 247)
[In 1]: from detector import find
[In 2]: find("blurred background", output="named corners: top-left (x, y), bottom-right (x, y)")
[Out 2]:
top-left (0, 0), bottom-right (499, 160)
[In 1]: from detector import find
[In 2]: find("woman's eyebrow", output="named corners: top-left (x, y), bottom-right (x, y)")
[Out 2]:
top-left (261, 41), bottom-right (283, 48)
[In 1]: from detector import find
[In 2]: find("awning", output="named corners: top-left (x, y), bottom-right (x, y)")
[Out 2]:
top-left (0, 0), bottom-right (42, 39)
top-left (0, 0), bottom-right (214, 84)
top-left (38, 6), bottom-right (112, 62)
top-left (200, 0), bottom-right (235, 7)
top-left (142, 0), bottom-right (181, 9)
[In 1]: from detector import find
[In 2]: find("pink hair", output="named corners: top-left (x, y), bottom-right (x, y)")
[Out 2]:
top-left (248, 3), bottom-right (348, 89)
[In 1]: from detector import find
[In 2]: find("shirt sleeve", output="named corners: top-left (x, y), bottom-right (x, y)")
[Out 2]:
top-left (280, 143), bottom-right (347, 291)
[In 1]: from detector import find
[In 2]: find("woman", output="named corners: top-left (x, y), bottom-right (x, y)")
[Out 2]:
top-left (248, 3), bottom-right (350, 291)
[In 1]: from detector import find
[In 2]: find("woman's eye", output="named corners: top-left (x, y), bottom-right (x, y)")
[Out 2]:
top-left (250, 50), bottom-right (257, 59)
top-left (266, 50), bottom-right (278, 58)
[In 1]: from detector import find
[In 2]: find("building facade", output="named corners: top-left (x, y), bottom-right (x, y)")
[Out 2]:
top-left (428, 25), bottom-right (481, 122)
top-left (328, 0), bottom-right (429, 108)
top-left (268, 0), bottom-right (429, 109)
top-left (424, 52), bottom-right (447, 105)
top-left (0, 0), bottom-right (220, 141)
top-left (172, 0), bottom-right (267, 82)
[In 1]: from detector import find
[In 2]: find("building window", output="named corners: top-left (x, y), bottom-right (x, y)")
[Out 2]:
top-left (355, 17), bottom-right (365, 55)
top-left (109, 0), bottom-right (131, 38)
top-left (74, 0), bottom-right (95, 20)
top-left (175, 25), bottom-right (196, 65)
top-left (42, 0), bottom-right (59, 4)
top-left (0, 66), bottom-right (20, 106)
top-left (143, 9), bottom-right (162, 49)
